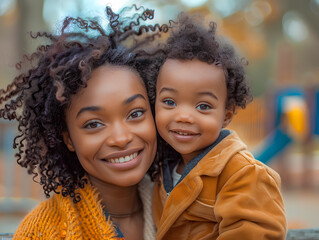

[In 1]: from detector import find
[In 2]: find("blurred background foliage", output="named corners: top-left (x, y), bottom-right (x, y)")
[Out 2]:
top-left (1, 0), bottom-right (319, 94)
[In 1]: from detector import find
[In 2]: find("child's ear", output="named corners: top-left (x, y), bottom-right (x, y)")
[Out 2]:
top-left (62, 131), bottom-right (75, 152)
top-left (222, 106), bottom-right (235, 128)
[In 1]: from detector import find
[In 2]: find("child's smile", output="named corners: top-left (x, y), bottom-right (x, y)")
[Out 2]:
top-left (155, 59), bottom-right (234, 163)
top-left (169, 128), bottom-right (200, 142)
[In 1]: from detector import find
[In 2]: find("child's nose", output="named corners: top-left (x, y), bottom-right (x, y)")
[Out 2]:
top-left (174, 107), bottom-right (195, 124)
top-left (106, 122), bottom-right (133, 148)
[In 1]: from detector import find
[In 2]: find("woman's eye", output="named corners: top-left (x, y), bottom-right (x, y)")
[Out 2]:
top-left (83, 121), bottom-right (103, 129)
top-left (196, 104), bottom-right (211, 111)
top-left (163, 99), bottom-right (176, 107)
top-left (128, 110), bottom-right (145, 119)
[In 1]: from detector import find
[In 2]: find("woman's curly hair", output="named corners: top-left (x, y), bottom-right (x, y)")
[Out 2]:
top-left (0, 5), bottom-right (168, 203)
top-left (159, 13), bottom-right (253, 109)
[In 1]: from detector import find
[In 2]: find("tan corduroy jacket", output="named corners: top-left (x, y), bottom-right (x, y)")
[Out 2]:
top-left (153, 131), bottom-right (287, 240)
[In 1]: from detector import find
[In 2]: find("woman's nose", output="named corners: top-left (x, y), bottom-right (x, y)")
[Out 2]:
top-left (106, 122), bottom-right (133, 148)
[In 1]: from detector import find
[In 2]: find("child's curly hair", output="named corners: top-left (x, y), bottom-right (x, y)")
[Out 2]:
top-left (152, 14), bottom-right (254, 175)
top-left (159, 13), bottom-right (253, 109)
top-left (0, 5), bottom-right (167, 203)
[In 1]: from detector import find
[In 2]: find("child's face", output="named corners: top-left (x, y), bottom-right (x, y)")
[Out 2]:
top-left (155, 59), bottom-right (234, 162)
top-left (63, 65), bottom-right (157, 187)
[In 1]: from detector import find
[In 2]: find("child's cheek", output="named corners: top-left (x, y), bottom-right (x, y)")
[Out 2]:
top-left (155, 107), bottom-right (166, 135)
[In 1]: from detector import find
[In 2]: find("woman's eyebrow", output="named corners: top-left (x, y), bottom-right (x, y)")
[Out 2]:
top-left (75, 94), bottom-right (145, 118)
top-left (123, 94), bottom-right (146, 105)
top-left (76, 106), bottom-right (100, 118)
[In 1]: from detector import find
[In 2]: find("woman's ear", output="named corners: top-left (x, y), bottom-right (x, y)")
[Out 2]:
top-left (62, 131), bottom-right (75, 152)
top-left (222, 106), bottom-right (235, 128)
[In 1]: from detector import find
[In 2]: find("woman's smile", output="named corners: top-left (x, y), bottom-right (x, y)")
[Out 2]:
top-left (104, 151), bottom-right (139, 163)
top-left (63, 65), bottom-right (157, 187)
top-left (101, 150), bottom-right (144, 171)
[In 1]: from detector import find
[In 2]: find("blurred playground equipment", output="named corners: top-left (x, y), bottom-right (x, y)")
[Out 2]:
top-left (229, 85), bottom-right (319, 188)
top-left (253, 87), bottom-right (318, 164)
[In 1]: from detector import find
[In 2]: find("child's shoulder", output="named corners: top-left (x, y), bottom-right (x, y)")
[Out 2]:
top-left (213, 131), bottom-right (281, 184)
top-left (226, 149), bottom-right (281, 185)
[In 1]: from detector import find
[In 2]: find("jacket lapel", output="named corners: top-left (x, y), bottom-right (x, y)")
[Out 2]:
top-left (156, 176), bottom-right (203, 239)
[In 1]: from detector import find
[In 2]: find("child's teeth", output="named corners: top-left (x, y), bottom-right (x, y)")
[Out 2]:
top-left (177, 131), bottom-right (189, 135)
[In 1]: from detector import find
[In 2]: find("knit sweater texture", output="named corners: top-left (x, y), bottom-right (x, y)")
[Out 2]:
top-left (13, 175), bottom-right (155, 240)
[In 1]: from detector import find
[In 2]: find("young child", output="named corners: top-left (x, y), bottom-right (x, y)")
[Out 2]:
top-left (0, 6), bottom-right (165, 240)
top-left (152, 14), bottom-right (287, 239)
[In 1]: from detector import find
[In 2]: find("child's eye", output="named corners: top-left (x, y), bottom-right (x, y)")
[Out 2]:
top-left (163, 99), bottom-right (176, 107)
top-left (196, 104), bottom-right (212, 111)
top-left (83, 121), bottom-right (103, 129)
top-left (128, 109), bottom-right (145, 119)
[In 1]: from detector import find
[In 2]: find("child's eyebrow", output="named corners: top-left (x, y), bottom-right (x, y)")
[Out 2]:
top-left (159, 87), bottom-right (177, 94)
top-left (123, 94), bottom-right (146, 105)
top-left (198, 91), bottom-right (218, 100)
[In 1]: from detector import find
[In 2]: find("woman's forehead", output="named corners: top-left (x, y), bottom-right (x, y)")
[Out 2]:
top-left (70, 65), bottom-right (147, 104)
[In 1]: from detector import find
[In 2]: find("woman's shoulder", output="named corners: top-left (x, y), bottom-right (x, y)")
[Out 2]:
top-left (13, 185), bottom-right (117, 239)
top-left (13, 194), bottom-right (66, 239)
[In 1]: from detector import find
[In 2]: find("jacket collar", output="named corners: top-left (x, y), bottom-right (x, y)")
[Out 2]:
top-left (162, 129), bottom-right (245, 193)
top-left (194, 131), bottom-right (247, 176)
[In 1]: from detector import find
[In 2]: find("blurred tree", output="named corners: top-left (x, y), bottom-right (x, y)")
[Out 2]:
top-left (17, 0), bottom-right (47, 56)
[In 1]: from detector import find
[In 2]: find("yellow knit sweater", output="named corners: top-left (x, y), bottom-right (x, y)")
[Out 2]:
top-left (13, 183), bottom-right (118, 240)
top-left (14, 175), bottom-right (156, 240)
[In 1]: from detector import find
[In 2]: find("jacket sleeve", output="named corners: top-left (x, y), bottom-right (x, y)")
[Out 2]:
top-left (214, 162), bottom-right (287, 240)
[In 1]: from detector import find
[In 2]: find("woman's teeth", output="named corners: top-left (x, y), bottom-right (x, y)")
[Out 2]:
top-left (108, 152), bottom-right (138, 163)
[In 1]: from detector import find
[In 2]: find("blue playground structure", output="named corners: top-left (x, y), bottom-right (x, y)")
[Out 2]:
top-left (254, 87), bottom-right (319, 164)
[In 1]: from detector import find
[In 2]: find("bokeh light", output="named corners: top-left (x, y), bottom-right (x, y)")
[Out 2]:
top-left (310, 0), bottom-right (319, 14)
top-left (210, 0), bottom-right (250, 17)
top-left (282, 11), bottom-right (309, 42)
top-left (245, 0), bottom-right (272, 26)
top-left (0, 0), bottom-right (15, 17)
top-left (180, 0), bottom-right (207, 8)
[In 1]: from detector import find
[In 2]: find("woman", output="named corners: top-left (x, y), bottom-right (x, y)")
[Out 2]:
top-left (0, 5), bottom-right (165, 240)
